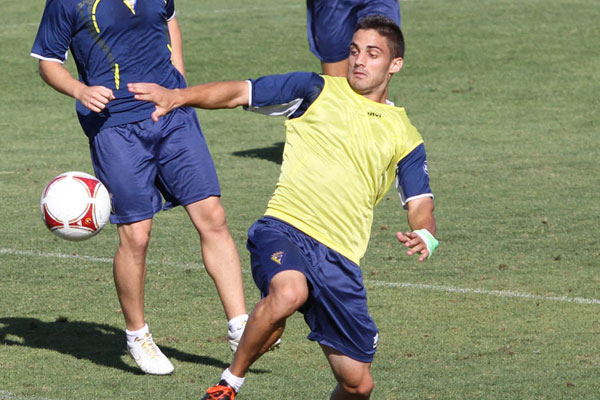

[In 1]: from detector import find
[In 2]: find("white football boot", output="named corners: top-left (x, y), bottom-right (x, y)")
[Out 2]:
top-left (127, 333), bottom-right (174, 375)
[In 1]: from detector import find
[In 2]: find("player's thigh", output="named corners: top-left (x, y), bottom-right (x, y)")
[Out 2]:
top-left (247, 217), bottom-right (312, 297)
top-left (357, 0), bottom-right (401, 26)
top-left (89, 123), bottom-right (163, 224)
top-left (156, 107), bottom-right (221, 208)
top-left (306, 0), bottom-right (358, 62)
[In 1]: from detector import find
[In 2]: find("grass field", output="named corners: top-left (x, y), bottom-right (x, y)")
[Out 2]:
top-left (1, 0), bottom-right (599, 399)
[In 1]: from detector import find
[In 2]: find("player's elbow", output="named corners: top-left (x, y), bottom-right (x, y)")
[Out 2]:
top-left (38, 61), bottom-right (50, 81)
top-left (38, 60), bottom-right (59, 85)
top-left (407, 196), bottom-right (434, 217)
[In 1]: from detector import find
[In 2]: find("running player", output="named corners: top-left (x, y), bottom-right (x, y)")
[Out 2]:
top-left (30, 0), bottom-right (248, 375)
top-left (129, 15), bottom-right (437, 399)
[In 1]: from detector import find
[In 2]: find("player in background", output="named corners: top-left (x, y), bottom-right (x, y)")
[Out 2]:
top-left (130, 15), bottom-right (437, 399)
top-left (31, 0), bottom-right (248, 375)
top-left (307, 0), bottom-right (401, 77)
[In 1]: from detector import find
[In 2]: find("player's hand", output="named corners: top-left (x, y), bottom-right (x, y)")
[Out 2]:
top-left (396, 231), bottom-right (430, 262)
top-left (128, 82), bottom-right (176, 122)
top-left (76, 86), bottom-right (114, 113)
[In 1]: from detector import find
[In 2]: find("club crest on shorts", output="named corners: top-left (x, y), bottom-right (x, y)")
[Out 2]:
top-left (271, 251), bottom-right (285, 265)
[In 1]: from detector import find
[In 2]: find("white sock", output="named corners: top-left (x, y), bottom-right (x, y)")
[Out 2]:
top-left (126, 323), bottom-right (149, 344)
top-left (228, 314), bottom-right (248, 332)
top-left (221, 368), bottom-right (245, 393)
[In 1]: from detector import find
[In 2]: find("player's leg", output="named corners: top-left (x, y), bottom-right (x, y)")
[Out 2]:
top-left (313, 0), bottom-right (401, 78)
top-left (322, 59), bottom-right (350, 77)
top-left (114, 219), bottom-right (152, 331)
top-left (321, 345), bottom-right (374, 399)
top-left (298, 238), bottom-right (378, 399)
top-left (184, 198), bottom-right (246, 321)
top-left (90, 120), bottom-right (174, 374)
top-left (307, 0), bottom-right (356, 76)
top-left (201, 218), bottom-right (311, 399)
top-left (201, 269), bottom-right (308, 400)
top-left (155, 107), bottom-right (248, 349)
top-left (356, 0), bottom-right (401, 28)
top-left (113, 218), bottom-right (173, 374)
top-left (230, 269), bottom-right (308, 375)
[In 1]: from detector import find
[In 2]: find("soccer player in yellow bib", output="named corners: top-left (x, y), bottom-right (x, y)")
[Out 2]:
top-left (130, 14), bottom-right (437, 400)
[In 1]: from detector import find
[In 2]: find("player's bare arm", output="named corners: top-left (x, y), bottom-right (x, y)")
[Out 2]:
top-left (39, 60), bottom-right (114, 113)
top-left (167, 17), bottom-right (185, 78)
top-left (128, 81), bottom-right (249, 122)
top-left (397, 196), bottom-right (437, 261)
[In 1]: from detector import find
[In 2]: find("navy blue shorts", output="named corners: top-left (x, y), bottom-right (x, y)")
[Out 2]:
top-left (307, 0), bottom-right (401, 63)
top-left (247, 217), bottom-right (379, 362)
top-left (89, 107), bottom-right (220, 224)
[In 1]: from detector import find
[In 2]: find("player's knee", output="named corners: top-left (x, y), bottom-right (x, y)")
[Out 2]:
top-left (338, 374), bottom-right (374, 398)
top-left (189, 198), bottom-right (228, 233)
top-left (118, 225), bottom-right (151, 255)
top-left (267, 284), bottom-right (307, 319)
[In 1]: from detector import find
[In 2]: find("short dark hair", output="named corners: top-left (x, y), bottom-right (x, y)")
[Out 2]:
top-left (355, 15), bottom-right (405, 59)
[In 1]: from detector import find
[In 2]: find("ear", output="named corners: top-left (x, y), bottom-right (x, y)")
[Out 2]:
top-left (389, 57), bottom-right (403, 74)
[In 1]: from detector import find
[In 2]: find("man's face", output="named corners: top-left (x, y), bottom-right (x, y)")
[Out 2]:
top-left (347, 29), bottom-right (403, 100)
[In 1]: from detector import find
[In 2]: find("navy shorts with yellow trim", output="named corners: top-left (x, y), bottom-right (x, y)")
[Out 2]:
top-left (307, 0), bottom-right (401, 63)
top-left (89, 107), bottom-right (220, 224)
top-left (247, 216), bottom-right (379, 362)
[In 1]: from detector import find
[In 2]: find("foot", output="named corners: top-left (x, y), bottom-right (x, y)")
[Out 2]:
top-left (201, 380), bottom-right (237, 400)
top-left (127, 333), bottom-right (174, 375)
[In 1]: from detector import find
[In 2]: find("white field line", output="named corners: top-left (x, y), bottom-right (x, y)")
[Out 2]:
top-left (0, 390), bottom-right (51, 400)
top-left (2, 247), bottom-right (599, 306)
top-left (366, 280), bottom-right (600, 305)
top-left (0, 248), bottom-right (204, 270)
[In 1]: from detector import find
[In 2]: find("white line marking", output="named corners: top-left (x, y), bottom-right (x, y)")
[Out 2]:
top-left (0, 248), bottom-right (204, 270)
top-left (0, 22), bottom-right (39, 29)
top-left (2, 247), bottom-right (599, 306)
top-left (0, 390), bottom-right (52, 400)
top-left (366, 280), bottom-right (600, 305)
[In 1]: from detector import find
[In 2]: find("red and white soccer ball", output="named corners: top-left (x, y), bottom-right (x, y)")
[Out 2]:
top-left (40, 171), bottom-right (111, 241)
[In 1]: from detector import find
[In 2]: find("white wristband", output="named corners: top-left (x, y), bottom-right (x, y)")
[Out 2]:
top-left (413, 229), bottom-right (439, 259)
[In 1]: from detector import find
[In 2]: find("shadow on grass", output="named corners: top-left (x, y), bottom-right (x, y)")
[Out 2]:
top-left (0, 317), bottom-right (269, 375)
top-left (232, 142), bottom-right (284, 164)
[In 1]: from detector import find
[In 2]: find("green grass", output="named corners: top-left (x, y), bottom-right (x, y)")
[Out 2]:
top-left (1, 0), bottom-right (599, 399)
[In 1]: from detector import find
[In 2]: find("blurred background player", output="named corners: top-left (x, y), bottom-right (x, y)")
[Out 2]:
top-left (307, 0), bottom-right (401, 77)
top-left (30, 0), bottom-right (248, 375)
top-left (130, 15), bottom-right (437, 398)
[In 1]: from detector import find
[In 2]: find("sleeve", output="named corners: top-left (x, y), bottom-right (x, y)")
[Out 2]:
top-left (165, 0), bottom-right (176, 21)
top-left (245, 72), bottom-right (324, 118)
top-left (30, 0), bottom-right (75, 63)
top-left (395, 143), bottom-right (433, 208)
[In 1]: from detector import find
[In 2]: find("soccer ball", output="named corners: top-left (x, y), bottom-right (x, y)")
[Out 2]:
top-left (40, 171), bottom-right (111, 241)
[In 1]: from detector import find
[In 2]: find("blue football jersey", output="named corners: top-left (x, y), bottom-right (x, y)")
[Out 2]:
top-left (31, 0), bottom-right (186, 136)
